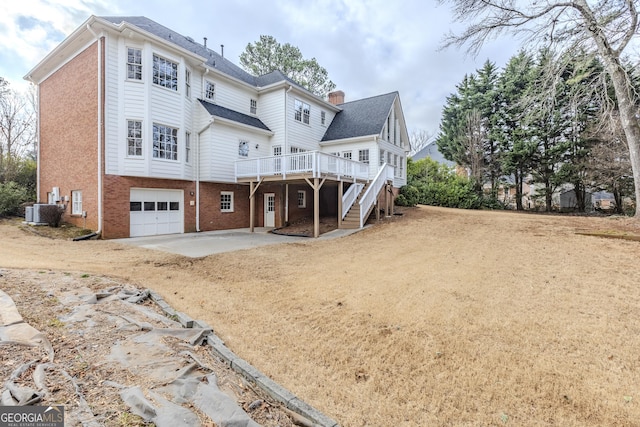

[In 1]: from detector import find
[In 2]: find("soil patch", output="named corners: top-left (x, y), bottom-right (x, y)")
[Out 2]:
top-left (2, 206), bottom-right (640, 426)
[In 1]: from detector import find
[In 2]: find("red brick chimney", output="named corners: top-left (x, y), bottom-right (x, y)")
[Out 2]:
top-left (328, 90), bottom-right (345, 105)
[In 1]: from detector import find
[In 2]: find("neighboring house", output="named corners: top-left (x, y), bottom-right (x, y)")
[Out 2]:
top-left (25, 16), bottom-right (409, 238)
top-left (410, 141), bottom-right (454, 167)
top-left (557, 189), bottom-right (594, 212)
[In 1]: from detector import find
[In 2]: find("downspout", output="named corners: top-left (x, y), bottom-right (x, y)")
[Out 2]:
top-left (284, 85), bottom-right (292, 222)
top-left (196, 118), bottom-right (214, 232)
top-left (87, 23), bottom-right (103, 236)
top-left (26, 76), bottom-right (39, 202)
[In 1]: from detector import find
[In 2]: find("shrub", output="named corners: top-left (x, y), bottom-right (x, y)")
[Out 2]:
top-left (396, 185), bottom-right (420, 207)
top-left (39, 204), bottom-right (64, 227)
top-left (0, 182), bottom-right (29, 217)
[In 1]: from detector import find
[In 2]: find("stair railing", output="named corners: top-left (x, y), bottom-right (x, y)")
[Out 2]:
top-left (358, 164), bottom-right (394, 228)
top-left (342, 183), bottom-right (364, 219)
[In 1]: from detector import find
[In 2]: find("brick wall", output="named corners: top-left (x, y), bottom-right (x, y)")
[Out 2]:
top-left (39, 41), bottom-right (100, 230)
top-left (199, 182), bottom-right (251, 231)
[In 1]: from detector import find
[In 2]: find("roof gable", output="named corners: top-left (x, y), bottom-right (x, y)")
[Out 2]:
top-left (321, 92), bottom-right (398, 142)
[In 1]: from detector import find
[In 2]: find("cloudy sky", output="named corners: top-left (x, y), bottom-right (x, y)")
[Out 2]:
top-left (0, 0), bottom-right (519, 135)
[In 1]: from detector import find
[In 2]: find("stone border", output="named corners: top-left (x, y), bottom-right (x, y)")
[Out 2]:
top-left (148, 290), bottom-right (340, 427)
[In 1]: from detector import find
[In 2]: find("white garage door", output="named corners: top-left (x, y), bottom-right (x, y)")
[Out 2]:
top-left (130, 189), bottom-right (184, 237)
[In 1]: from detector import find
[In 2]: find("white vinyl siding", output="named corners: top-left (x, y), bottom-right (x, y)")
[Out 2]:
top-left (199, 122), bottom-right (270, 182)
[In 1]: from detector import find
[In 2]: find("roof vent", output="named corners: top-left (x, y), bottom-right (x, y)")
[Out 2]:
top-left (186, 36), bottom-right (194, 43)
top-left (204, 37), bottom-right (207, 48)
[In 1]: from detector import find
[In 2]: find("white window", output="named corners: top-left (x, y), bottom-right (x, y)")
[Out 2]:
top-left (238, 140), bottom-right (249, 157)
top-left (152, 123), bottom-right (178, 160)
top-left (297, 190), bottom-right (306, 208)
top-left (321, 111), bottom-right (326, 126)
top-left (72, 190), bottom-right (82, 215)
top-left (185, 68), bottom-right (191, 97)
top-left (250, 99), bottom-right (257, 114)
top-left (342, 151), bottom-right (352, 160)
top-left (221, 191), bottom-right (234, 212)
top-left (127, 48), bottom-right (142, 80)
top-left (359, 149), bottom-right (370, 164)
top-left (153, 54), bottom-right (178, 90)
top-left (127, 120), bottom-right (143, 157)
top-left (294, 99), bottom-right (310, 124)
top-left (185, 131), bottom-right (191, 163)
top-left (205, 81), bottom-right (215, 100)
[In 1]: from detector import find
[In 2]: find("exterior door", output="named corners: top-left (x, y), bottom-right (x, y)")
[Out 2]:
top-left (264, 193), bottom-right (275, 227)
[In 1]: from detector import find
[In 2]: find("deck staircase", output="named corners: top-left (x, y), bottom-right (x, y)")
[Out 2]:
top-left (341, 183), bottom-right (372, 229)
top-left (339, 164), bottom-right (395, 230)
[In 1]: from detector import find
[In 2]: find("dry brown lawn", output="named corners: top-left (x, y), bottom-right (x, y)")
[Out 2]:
top-left (2, 206), bottom-right (640, 426)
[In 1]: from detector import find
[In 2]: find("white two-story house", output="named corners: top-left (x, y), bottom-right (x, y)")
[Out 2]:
top-left (26, 15), bottom-right (409, 238)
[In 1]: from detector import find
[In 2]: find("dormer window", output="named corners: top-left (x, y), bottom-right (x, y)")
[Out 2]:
top-left (127, 48), bottom-right (142, 80)
top-left (205, 81), bottom-right (215, 101)
top-left (250, 99), bottom-right (257, 114)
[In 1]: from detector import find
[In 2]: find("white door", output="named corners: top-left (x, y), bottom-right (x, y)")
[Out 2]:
top-left (130, 189), bottom-right (183, 237)
top-left (264, 193), bottom-right (275, 227)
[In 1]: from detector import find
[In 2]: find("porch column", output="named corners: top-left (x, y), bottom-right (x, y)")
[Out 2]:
top-left (385, 183), bottom-right (390, 217)
top-left (249, 181), bottom-right (255, 232)
top-left (337, 181), bottom-right (343, 228)
top-left (285, 184), bottom-right (289, 224)
top-left (314, 178), bottom-right (320, 238)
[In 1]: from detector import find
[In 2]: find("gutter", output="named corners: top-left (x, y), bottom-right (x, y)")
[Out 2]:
top-left (196, 118), bottom-right (215, 232)
top-left (86, 23), bottom-right (103, 236)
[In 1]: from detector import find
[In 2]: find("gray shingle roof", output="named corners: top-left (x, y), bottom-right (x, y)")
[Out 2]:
top-left (100, 16), bottom-right (265, 86)
top-left (198, 99), bottom-right (271, 132)
top-left (411, 141), bottom-right (455, 166)
top-left (321, 92), bottom-right (397, 141)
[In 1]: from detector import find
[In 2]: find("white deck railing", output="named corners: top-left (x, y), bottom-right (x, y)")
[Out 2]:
top-left (342, 183), bottom-right (364, 219)
top-left (358, 164), bottom-right (394, 228)
top-left (235, 151), bottom-right (369, 182)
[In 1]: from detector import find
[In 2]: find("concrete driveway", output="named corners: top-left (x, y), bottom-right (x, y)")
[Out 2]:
top-left (113, 227), bottom-right (360, 258)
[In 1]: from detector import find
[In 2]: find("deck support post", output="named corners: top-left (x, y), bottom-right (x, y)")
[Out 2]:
top-left (248, 178), bottom-right (264, 233)
top-left (338, 181), bottom-right (343, 229)
top-left (305, 177), bottom-right (326, 238)
top-left (385, 183), bottom-right (390, 217)
top-left (249, 181), bottom-right (255, 232)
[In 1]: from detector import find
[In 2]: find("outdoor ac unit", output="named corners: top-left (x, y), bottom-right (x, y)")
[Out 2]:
top-left (25, 206), bottom-right (33, 222)
top-left (32, 204), bottom-right (56, 224)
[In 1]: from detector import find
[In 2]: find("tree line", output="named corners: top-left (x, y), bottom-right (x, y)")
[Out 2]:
top-left (0, 77), bottom-right (37, 216)
top-left (436, 0), bottom-right (640, 217)
top-left (433, 50), bottom-right (633, 213)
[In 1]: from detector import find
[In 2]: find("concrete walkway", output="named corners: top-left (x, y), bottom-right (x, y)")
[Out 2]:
top-left (113, 227), bottom-right (361, 258)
